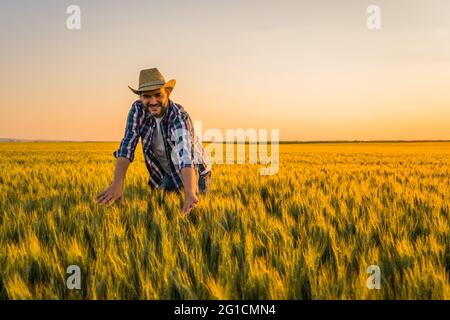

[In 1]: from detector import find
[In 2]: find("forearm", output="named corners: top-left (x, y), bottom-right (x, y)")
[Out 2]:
top-left (180, 167), bottom-right (197, 195)
top-left (113, 157), bottom-right (130, 186)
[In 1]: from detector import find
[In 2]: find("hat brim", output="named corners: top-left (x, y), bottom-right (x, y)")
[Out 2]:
top-left (128, 79), bottom-right (176, 95)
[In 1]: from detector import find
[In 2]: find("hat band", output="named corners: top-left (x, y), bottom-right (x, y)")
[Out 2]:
top-left (139, 82), bottom-right (165, 90)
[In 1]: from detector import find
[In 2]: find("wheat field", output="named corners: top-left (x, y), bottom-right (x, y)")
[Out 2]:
top-left (0, 141), bottom-right (449, 299)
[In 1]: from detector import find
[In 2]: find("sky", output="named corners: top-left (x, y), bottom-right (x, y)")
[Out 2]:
top-left (0, 0), bottom-right (449, 141)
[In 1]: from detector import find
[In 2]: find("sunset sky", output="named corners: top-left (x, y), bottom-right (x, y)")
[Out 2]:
top-left (0, 0), bottom-right (449, 141)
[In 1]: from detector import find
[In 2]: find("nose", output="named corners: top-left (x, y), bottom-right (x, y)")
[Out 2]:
top-left (148, 96), bottom-right (159, 105)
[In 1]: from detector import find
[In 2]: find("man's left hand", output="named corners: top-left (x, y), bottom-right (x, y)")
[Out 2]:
top-left (182, 191), bottom-right (199, 214)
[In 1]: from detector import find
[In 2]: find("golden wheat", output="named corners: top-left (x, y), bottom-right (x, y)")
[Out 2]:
top-left (0, 142), bottom-right (449, 299)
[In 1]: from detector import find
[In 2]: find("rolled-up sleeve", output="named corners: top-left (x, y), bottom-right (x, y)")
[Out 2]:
top-left (113, 103), bottom-right (140, 162)
top-left (172, 111), bottom-right (195, 170)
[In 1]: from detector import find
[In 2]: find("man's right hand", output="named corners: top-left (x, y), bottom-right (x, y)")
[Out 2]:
top-left (97, 157), bottom-right (130, 206)
top-left (96, 182), bottom-right (124, 206)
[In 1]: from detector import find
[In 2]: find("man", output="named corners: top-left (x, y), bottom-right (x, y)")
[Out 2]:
top-left (96, 68), bottom-right (211, 214)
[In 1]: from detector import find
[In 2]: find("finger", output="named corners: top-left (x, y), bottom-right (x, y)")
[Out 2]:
top-left (96, 190), bottom-right (107, 201)
top-left (106, 196), bottom-right (117, 206)
top-left (96, 194), bottom-right (107, 204)
top-left (186, 202), bottom-right (197, 213)
top-left (107, 194), bottom-right (119, 205)
top-left (96, 190), bottom-right (111, 202)
top-left (97, 192), bottom-right (110, 203)
top-left (190, 200), bottom-right (199, 209)
top-left (99, 194), bottom-right (113, 205)
top-left (182, 203), bottom-right (190, 213)
top-left (190, 200), bottom-right (198, 208)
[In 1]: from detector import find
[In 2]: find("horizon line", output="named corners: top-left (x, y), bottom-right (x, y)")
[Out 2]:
top-left (1, 138), bottom-right (450, 144)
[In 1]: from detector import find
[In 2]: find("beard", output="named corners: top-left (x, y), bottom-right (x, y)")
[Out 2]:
top-left (147, 101), bottom-right (167, 117)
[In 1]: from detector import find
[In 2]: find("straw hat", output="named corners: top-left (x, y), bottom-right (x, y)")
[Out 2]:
top-left (128, 68), bottom-right (176, 94)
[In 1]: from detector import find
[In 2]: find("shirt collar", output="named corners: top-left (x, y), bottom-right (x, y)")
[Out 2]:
top-left (161, 99), bottom-right (172, 122)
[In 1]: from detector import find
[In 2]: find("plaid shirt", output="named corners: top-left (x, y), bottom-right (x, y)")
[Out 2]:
top-left (114, 99), bottom-right (211, 189)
